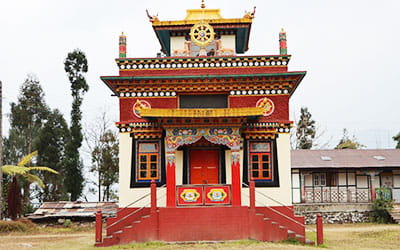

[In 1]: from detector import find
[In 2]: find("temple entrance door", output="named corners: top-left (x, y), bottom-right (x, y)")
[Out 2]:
top-left (190, 149), bottom-right (219, 184)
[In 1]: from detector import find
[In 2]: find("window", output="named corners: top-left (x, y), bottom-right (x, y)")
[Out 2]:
top-left (137, 142), bottom-right (160, 181)
top-left (249, 142), bottom-right (272, 181)
top-left (313, 173), bottom-right (338, 187)
top-left (313, 173), bottom-right (326, 186)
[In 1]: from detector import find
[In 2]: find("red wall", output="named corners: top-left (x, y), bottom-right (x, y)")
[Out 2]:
top-left (229, 95), bottom-right (289, 122)
top-left (120, 66), bottom-right (287, 77)
top-left (119, 97), bottom-right (177, 123)
top-left (119, 95), bottom-right (289, 123)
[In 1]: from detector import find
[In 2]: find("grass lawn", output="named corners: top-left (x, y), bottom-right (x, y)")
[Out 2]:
top-left (0, 223), bottom-right (399, 250)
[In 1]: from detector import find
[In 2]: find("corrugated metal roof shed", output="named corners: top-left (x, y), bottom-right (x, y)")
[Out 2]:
top-left (28, 201), bottom-right (117, 220)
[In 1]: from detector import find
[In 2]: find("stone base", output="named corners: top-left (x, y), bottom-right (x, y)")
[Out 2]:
top-left (294, 203), bottom-right (373, 224)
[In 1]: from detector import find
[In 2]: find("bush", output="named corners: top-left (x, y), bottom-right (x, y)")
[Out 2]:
top-left (0, 220), bottom-right (27, 233)
top-left (370, 188), bottom-right (394, 223)
top-left (63, 219), bottom-right (73, 227)
top-left (0, 218), bottom-right (37, 233)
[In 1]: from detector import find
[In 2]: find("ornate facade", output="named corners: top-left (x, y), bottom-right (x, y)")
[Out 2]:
top-left (97, 2), bottom-right (309, 246)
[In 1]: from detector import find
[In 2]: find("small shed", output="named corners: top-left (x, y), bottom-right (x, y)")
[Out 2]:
top-left (28, 201), bottom-right (117, 222)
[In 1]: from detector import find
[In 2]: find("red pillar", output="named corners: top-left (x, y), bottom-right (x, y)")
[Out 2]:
top-left (231, 151), bottom-right (241, 207)
top-left (95, 210), bottom-right (102, 243)
top-left (300, 174), bottom-right (306, 203)
top-left (369, 174), bottom-right (376, 201)
top-left (166, 153), bottom-right (176, 207)
top-left (249, 180), bottom-right (255, 209)
top-left (316, 213), bottom-right (324, 246)
top-left (151, 179), bottom-right (157, 213)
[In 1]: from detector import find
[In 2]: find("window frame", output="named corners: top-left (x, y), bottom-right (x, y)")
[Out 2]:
top-left (137, 142), bottom-right (160, 181)
top-left (130, 137), bottom-right (165, 188)
top-left (243, 139), bottom-right (280, 187)
top-left (313, 173), bottom-right (327, 187)
top-left (249, 142), bottom-right (273, 181)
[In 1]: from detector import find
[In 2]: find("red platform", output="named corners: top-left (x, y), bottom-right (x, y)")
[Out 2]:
top-left (96, 205), bottom-right (308, 247)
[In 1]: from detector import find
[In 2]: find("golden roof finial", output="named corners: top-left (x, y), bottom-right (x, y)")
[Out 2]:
top-left (201, 0), bottom-right (205, 9)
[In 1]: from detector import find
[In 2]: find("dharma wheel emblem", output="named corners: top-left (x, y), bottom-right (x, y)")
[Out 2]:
top-left (190, 21), bottom-right (215, 47)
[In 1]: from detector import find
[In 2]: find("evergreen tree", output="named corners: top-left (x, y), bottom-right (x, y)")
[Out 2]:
top-left (35, 109), bottom-right (70, 202)
top-left (9, 75), bottom-right (49, 159)
top-left (295, 107), bottom-right (316, 149)
top-left (63, 49), bottom-right (89, 201)
top-left (7, 75), bottom-right (49, 209)
top-left (393, 132), bottom-right (400, 149)
top-left (335, 128), bottom-right (365, 149)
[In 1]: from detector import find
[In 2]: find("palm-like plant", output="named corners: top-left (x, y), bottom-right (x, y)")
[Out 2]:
top-left (1, 151), bottom-right (59, 220)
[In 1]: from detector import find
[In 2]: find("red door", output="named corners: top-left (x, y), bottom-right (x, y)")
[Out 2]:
top-left (190, 149), bottom-right (219, 184)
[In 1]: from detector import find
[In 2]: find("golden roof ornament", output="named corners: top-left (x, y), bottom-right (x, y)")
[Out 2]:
top-left (190, 21), bottom-right (215, 47)
top-left (201, 0), bottom-right (205, 9)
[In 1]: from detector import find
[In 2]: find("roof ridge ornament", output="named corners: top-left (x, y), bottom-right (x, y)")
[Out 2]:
top-left (201, 0), bottom-right (206, 9)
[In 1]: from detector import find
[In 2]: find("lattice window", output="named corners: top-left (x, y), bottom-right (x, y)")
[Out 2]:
top-left (249, 142), bottom-right (272, 181)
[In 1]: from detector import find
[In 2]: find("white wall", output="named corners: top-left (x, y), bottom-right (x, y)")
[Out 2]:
top-left (242, 133), bottom-right (293, 206)
top-left (220, 35), bottom-right (236, 51)
top-left (118, 133), bottom-right (166, 208)
top-left (170, 36), bottom-right (186, 53)
top-left (118, 133), bottom-right (293, 207)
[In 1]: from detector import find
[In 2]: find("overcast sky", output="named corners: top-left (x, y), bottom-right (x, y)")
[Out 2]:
top-left (1, 0), bottom-right (399, 149)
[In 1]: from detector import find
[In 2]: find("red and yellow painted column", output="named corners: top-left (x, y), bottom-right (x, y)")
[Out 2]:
top-left (279, 28), bottom-right (287, 55)
top-left (119, 32), bottom-right (127, 58)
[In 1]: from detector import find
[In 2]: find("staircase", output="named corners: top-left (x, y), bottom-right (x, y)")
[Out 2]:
top-left (390, 204), bottom-right (400, 223)
top-left (95, 206), bottom-right (314, 247)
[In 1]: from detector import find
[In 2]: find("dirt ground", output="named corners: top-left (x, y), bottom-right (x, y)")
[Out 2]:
top-left (0, 223), bottom-right (399, 250)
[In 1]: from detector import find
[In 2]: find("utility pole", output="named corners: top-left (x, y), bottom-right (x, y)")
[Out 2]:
top-left (0, 80), bottom-right (3, 219)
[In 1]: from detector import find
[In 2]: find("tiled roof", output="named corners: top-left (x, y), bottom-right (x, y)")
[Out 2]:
top-left (291, 149), bottom-right (400, 169)
top-left (28, 201), bottom-right (117, 220)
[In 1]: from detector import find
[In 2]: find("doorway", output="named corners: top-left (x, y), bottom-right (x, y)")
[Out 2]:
top-left (190, 149), bottom-right (219, 184)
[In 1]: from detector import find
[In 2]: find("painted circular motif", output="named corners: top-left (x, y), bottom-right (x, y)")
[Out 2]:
top-left (181, 189), bottom-right (200, 202)
top-left (207, 189), bottom-right (227, 202)
top-left (256, 97), bottom-right (275, 117)
top-left (132, 100), bottom-right (151, 118)
top-left (190, 21), bottom-right (215, 47)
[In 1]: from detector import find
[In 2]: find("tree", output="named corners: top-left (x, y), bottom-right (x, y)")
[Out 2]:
top-left (335, 128), bottom-right (365, 149)
top-left (9, 75), bottom-right (49, 157)
top-left (7, 75), bottom-right (49, 208)
top-left (1, 151), bottom-right (58, 220)
top-left (35, 109), bottom-right (70, 202)
top-left (91, 130), bottom-right (119, 201)
top-left (393, 132), bottom-right (400, 149)
top-left (84, 112), bottom-right (118, 201)
top-left (295, 107), bottom-right (316, 149)
top-left (63, 49), bottom-right (89, 201)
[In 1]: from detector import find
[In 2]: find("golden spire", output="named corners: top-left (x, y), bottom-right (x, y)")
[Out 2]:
top-left (201, 0), bottom-right (205, 9)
